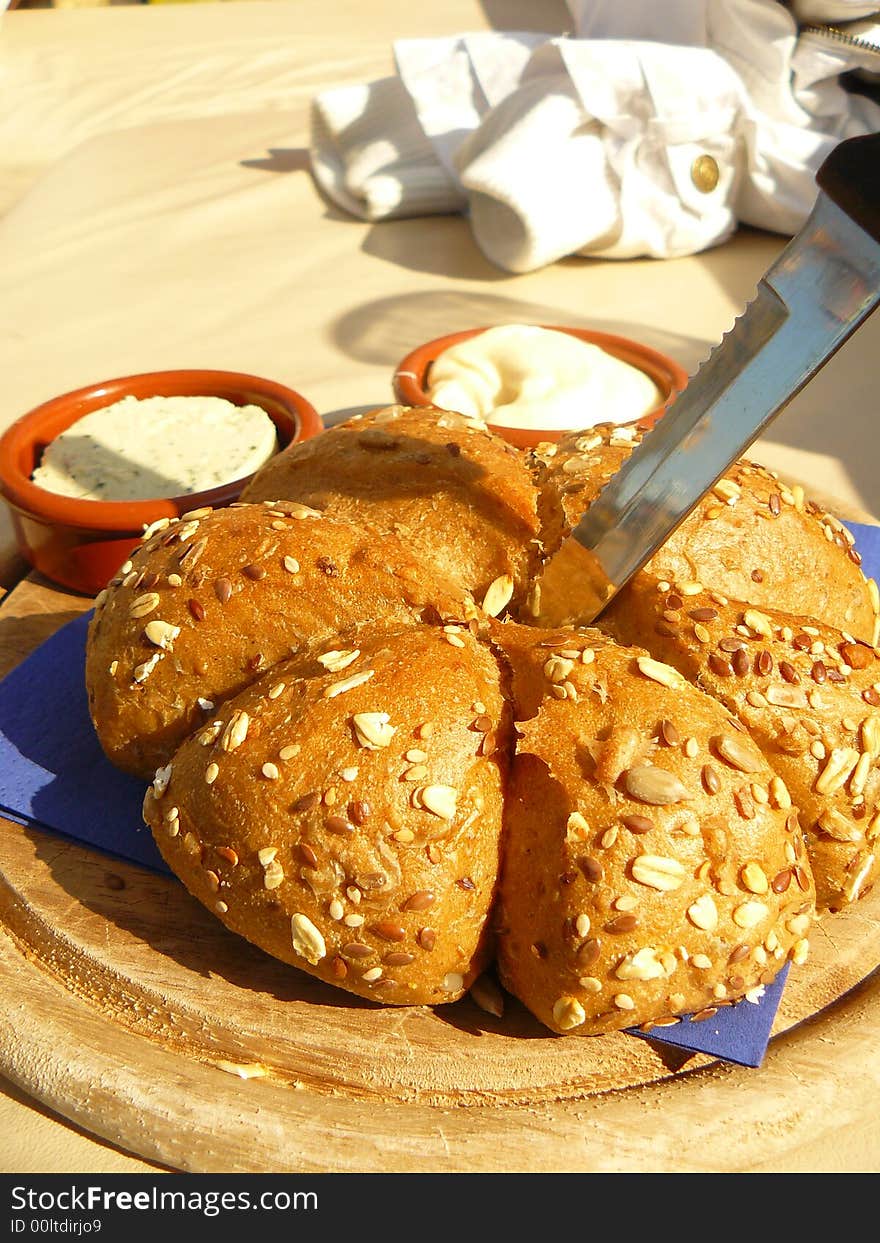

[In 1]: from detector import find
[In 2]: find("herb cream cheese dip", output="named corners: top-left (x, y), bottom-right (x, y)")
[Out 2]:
top-left (31, 394), bottom-right (279, 501)
top-left (427, 324), bottom-right (661, 434)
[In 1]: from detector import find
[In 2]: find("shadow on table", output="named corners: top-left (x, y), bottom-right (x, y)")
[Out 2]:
top-left (24, 823), bottom-right (701, 1070)
top-left (0, 605), bottom-right (86, 682)
top-left (362, 215), bottom-right (514, 283)
top-left (28, 824), bottom-right (382, 1013)
top-left (330, 287), bottom-right (708, 377)
top-left (335, 220), bottom-right (880, 514)
top-left (477, 0), bottom-right (570, 34)
top-left (240, 145), bottom-right (362, 225)
top-left (240, 147), bottom-right (312, 176)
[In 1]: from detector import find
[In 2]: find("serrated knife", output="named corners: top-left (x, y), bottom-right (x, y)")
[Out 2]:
top-left (533, 131), bottom-right (880, 628)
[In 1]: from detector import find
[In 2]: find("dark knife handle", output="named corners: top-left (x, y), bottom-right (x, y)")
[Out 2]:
top-left (816, 132), bottom-right (880, 244)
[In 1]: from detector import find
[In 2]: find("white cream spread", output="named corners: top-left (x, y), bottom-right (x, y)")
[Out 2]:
top-left (32, 394), bottom-right (279, 501)
top-left (427, 324), bottom-right (661, 432)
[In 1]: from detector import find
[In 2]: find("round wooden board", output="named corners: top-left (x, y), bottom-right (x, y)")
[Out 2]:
top-left (2, 820), bottom-right (880, 1173)
top-left (2, 480), bottom-right (880, 1175)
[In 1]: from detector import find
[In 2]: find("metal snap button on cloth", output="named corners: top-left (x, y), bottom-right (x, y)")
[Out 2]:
top-left (691, 154), bottom-right (720, 193)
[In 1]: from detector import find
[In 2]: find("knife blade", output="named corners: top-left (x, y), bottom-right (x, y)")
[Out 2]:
top-left (532, 131), bottom-right (880, 629)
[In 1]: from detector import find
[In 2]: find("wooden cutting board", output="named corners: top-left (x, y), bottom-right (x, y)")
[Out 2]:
top-left (3, 570), bottom-right (880, 1174)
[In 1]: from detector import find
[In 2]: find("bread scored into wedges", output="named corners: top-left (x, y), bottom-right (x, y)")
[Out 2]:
top-left (141, 621), bottom-right (509, 1006)
top-left (87, 404), bottom-right (880, 1036)
top-left (527, 423), bottom-right (878, 644)
top-left (242, 403), bottom-right (543, 615)
top-left (492, 622), bottom-right (814, 1036)
top-left (87, 502), bottom-right (473, 778)
top-left (600, 576), bottom-right (880, 913)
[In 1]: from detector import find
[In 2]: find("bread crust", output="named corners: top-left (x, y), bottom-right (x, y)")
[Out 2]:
top-left (86, 503), bottom-right (471, 778)
top-left (242, 404), bottom-right (542, 611)
top-left (528, 425), bottom-right (878, 643)
top-left (142, 623), bottom-right (509, 1006)
top-left (85, 409), bottom-right (880, 1035)
top-left (600, 576), bottom-right (880, 912)
top-left (491, 622), bottom-right (815, 1036)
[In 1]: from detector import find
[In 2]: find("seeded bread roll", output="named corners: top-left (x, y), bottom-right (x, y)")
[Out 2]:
top-left (529, 424), bottom-right (878, 643)
top-left (86, 503), bottom-right (472, 779)
top-left (141, 622), bottom-right (509, 1005)
top-left (491, 622), bottom-right (815, 1036)
top-left (85, 407), bottom-right (875, 1036)
top-left (241, 404), bottom-right (542, 614)
top-left (599, 576), bottom-right (880, 913)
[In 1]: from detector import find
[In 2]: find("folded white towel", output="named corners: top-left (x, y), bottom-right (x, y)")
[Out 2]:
top-left (309, 31), bottom-right (542, 222)
top-left (458, 39), bottom-right (743, 270)
top-left (455, 76), bottom-right (621, 274)
top-left (310, 76), bottom-right (464, 221)
top-left (394, 31), bottom-right (546, 176)
top-left (308, 0), bottom-right (880, 272)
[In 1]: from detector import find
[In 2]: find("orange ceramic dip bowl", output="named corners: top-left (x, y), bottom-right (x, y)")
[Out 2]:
top-left (0, 369), bottom-right (322, 597)
top-left (392, 325), bottom-right (689, 450)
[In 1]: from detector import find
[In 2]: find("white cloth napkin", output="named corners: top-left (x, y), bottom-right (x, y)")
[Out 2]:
top-left (309, 0), bottom-right (880, 273)
top-left (456, 38), bottom-right (744, 270)
top-left (310, 31), bottom-right (544, 222)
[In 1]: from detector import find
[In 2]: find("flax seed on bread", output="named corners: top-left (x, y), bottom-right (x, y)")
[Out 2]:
top-left (141, 622), bottom-right (508, 1005)
top-left (242, 404), bottom-right (542, 614)
top-left (528, 424), bottom-right (878, 644)
top-left (86, 502), bottom-right (472, 778)
top-left (490, 621), bottom-right (814, 1035)
top-left (599, 576), bottom-right (880, 912)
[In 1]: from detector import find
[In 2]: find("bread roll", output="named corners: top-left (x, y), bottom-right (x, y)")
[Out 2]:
top-left (85, 408), bottom-right (869, 1037)
top-left (86, 502), bottom-right (472, 778)
top-left (242, 404), bottom-right (542, 612)
top-left (141, 622), bottom-right (508, 1005)
top-left (491, 622), bottom-right (815, 1036)
top-left (599, 576), bottom-right (880, 912)
top-left (528, 424), bottom-right (878, 643)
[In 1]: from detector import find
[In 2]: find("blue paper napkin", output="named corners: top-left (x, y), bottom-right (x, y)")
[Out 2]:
top-left (2, 521), bottom-right (879, 1066)
top-left (0, 609), bottom-right (166, 872)
top-left (629, 962), bottom-right (790, 1066)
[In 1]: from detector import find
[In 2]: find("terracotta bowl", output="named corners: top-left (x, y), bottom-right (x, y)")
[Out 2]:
top-left (0, 369), bottom-right (322, 597)
top-left (392, 324), bottom-right (689, 450)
